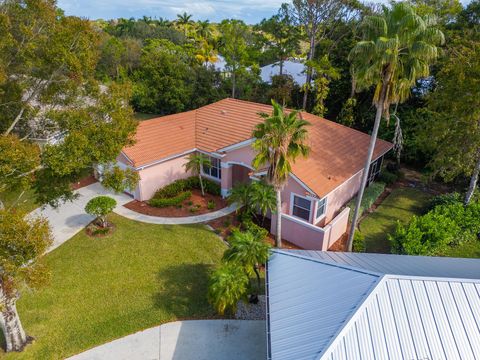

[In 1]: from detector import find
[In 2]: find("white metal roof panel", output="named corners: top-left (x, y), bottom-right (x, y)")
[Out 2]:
top-left (292, 250), bottom-right (480, 279)
top-left (267, 252), bottom-right (381, 360)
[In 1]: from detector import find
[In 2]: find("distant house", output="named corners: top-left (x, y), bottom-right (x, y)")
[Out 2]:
top-left (118, 99), bottom-right (391, 250)
top-left (260, 59), bottom-right (307, 85)
top-left (267, 250), bottom-right (480, 360)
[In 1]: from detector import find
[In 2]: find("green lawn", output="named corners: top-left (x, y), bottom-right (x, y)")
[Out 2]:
top-left (3, 214), bottom-right (226, 359)
top-left (0, 188), bottom-right (38, 213)
top-left (359, 187), bottom-right (432, 253)
top-left (443, 241), bottom-right (480, 258)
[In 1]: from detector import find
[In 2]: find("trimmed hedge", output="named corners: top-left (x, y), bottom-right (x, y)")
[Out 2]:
top-left (148, 191), bottom-right (192, 208)
top-left (348, 182), bottom-right (386, 221)
top-left (153, 176), bottom-right (220, 199)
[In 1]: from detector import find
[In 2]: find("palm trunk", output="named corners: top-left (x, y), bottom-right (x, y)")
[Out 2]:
top-left (279, 59), bottom-right (284, 76)
top-left (347, 88), bottom-right (386, 252)
top-left (465, 149), bottom-right (480, 205)
top-left (231, 71), bottom-right (236, 99)
top-left (275, 189), bottom-right (282, 248)
top-left (199, 174), bottom-right (205, 197)
top-left (254, 265), bottom-right (261, 296)
top-left (0, 290), bottom-right (28, 352)
top-left (302, 35), bottom-right (316, 110)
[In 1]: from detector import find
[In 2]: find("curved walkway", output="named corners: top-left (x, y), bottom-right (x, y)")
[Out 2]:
top-left (114, 202), bottom-right (238, 225)
top-left (68, 320), bottom-right (266, 360)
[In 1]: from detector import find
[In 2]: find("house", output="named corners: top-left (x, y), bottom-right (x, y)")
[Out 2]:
top-left (267, 250), bottom-right (480, 360)
top-left (118, 98), bottom-right (391, 250)
top-left (260, 59), bottom-right (307, 85)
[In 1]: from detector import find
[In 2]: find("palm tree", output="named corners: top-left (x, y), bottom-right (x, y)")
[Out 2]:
top-left (346, 3), bottom-right (444, 251)
top-left (228, 183), bottom-right (253, 215)
top-left (208, 263), bottom-right (249, 315)
top-left (183, 153), bottom-right (211, 196)
top-left (223, 230), bottom-right (271, 302)
top-left (176, 12), bottom-right (193, 37)
top-left (250, 181), bottom-right (276, 225)
top-left (196, 20), bottom-right (212, 40)
top-left (195, 40), bottom-right (218, 66)
top-left (252, 100), bottom-right (310, 248)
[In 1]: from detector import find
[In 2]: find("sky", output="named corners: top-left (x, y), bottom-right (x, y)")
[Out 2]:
top-left (57, 0), bottom-right (287, 24)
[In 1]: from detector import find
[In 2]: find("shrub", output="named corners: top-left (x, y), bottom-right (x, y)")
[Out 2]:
top-left (189, 204), bottom-right (201, 213)
top-left (85, 196), bottom-right (117, 227)
top-left (207, 200), bottom-right (215, 210)
top-left (428, 192), bottom-right (463, 210)
top-left (378, 170), bottom-right (398, 185)
top-left (153, 177), bottom-right (220, 199)
top-left (148, 191), bottom-right (191, 208)
top-left (241, 219), bottom-right (269, 240)
top-left (352, 231), bottom-right (365, 252)
top-left (348, 182), bottom-right (386, 221)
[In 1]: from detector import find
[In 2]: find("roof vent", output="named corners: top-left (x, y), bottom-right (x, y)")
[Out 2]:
top-left (221, 110), bottom-right (228, 115)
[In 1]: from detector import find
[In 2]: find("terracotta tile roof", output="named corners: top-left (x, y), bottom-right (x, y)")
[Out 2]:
top-left (122, 98), bottom-right (392, 197)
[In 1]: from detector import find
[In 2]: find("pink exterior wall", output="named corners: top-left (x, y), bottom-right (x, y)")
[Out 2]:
top-left (323, 170), bottom-right (363, 223)
top-left (136, 155), bottom-right (192, 201)
top-left (221, 145), bottom-right (256, 167)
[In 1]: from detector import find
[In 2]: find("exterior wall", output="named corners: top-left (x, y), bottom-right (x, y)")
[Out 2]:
top-left (271, 208), bottom-right (350, 250)
top-left (221, 145), bottom-right (256, 167)
top-left (323, 170), bottom-right (363, 223)
top-left (136, 155), bottom-right (192, 201)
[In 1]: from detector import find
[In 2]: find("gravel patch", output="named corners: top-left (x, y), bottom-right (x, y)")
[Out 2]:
top-left (235, 295), bottom-right (266, 320)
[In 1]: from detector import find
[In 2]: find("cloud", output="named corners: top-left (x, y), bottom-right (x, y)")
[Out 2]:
top-left (57, 0), bottom-right (285, 23)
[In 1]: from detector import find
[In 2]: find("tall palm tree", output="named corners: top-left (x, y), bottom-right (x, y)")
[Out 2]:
top-left (183, 153), bottom-right (211, 196)
top-left (196, 20), bottom-right (212, 40)
top-left (223, 230), bottom-right (271, 302)
top-left (252, 100), bottom-right (310, 247)
top-left (346, 3), bottom-right (444, 251)
top-left (176, 12), bottom-right (193, 37)
top-left (208, 263), bottom-right (249, 315)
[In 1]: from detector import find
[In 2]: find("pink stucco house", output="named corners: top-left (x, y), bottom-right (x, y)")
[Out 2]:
top-left (118, 98), bottom-right (392, 250)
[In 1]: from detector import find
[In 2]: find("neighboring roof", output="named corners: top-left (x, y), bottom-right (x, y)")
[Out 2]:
top-left (291, 250), bottom-right (480, 279)
top-left (260, 60), bottom-right (307, 85)
top-left (267, 251), bottom-right (480, 360)
top-left (123, 99), bottom-right (392, 196)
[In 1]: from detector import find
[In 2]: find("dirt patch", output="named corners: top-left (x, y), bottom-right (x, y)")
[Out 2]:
top-left (72, 175), bottom-right (97, 190)
top-left (124, 189), bottom-right (227, 217)
top-left (85, 221), bottom-right (116, 238)
top-left (328, 232), bottom-right (349, 252)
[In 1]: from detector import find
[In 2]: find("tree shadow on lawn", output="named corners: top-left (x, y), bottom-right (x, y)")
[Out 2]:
top-left (153, 263), bottom-right (217, 320)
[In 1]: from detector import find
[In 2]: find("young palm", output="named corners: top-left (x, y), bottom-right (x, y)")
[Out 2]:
top-left (183, 153), bottom-right (211, 196)
top-left (250, 181), bottom-right (276, 225)
top-left (346, 3), bottom-right (444, 251)
top-left (252, 100), bottom-right (310, 248)
top-left (208, 263), bottom-right (249, 315)
top-left (176, 12), bottom-right (193, 37)
top-left (223, 230), bottom-right (271, 301)
top-left (228, 183), bottom-right (253, 215)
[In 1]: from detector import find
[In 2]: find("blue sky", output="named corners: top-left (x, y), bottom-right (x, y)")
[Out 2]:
top-left (57, 0), bottom-right (287, 23)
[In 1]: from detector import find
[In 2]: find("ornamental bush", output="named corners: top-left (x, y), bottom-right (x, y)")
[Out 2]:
top-left (348, 182), bottom-right (386, 221)
top-left (148, 191), bottom-right (192, 208)
top-left (428, 192), bottom-right (463, 210)
top-left (352, 231), bottom-right (366, 253)
top-left (85, 196), bottom-right (117, 227)
top-left (152, 176), bottom-right (220, 200)
top-left (378, 170), bottom-right (398, 185)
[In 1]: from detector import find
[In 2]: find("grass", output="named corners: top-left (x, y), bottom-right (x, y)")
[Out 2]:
top-left (0, 188), bottom-right (38, 213)
top-left (359, 187), bottom-right (432, 253)
top-left (134, 112), bottom-right (159, 121)
top-left (3, 214), bottom-right (226, 359)
top-left (445, 241), bottom-right (480, 258)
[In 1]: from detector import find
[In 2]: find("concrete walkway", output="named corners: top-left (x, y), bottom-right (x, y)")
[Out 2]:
top-left (30, 182), bottom-right (132, 252)
top-left (114, 202), bottom-right (238, 225)
top-left (68, 320), bottom-right (266, 360)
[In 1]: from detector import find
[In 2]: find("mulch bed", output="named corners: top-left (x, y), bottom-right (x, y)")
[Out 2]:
top-left (124, 189), bottom-right (227, 217)
top-left (72, 175), bottom-right (97, 190)
top-left (85, 222), bottom-right (116, 238)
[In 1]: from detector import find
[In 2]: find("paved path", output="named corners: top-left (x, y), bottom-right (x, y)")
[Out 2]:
top-left (114, 202), bottom-right (238, 225)
top-left (30, 182), bottom-right (132, 252)
top-left (29, 182), bottom-right (237, 252)
top-left (68, 320), bottom-right (266, 360)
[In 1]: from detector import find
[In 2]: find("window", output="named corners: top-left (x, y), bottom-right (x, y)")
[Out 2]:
top-left (203, 156), bottom-right (222, 180)
top-left (292, 195), bottom-right (312, 221)
top-left (316, 197), bottom-right (327, 220)
top-left (368, 156), bottom-right (383, 185)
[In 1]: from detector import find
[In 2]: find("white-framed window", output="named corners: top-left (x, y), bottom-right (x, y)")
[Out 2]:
top-left (315, 197), bottom-right (327, 221)
top-left (291, 194), bottom-right (312, 222)
top-left (203, 156), bottom-right (222, 180)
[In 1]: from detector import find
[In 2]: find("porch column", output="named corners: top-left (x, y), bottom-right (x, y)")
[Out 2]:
top-left (220, 162), bottom-right (232, 198)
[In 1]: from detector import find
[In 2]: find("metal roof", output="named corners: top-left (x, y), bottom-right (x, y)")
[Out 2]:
top-left (267, 252), bottom-right (381, 360)
top-left (291, 250), bottom-right (480, 279)
top-left (267, 251), bottom-right (480, 360)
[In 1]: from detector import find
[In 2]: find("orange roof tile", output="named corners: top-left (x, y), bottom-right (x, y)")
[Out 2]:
top-left (122, 98), bottom-right (392, 197)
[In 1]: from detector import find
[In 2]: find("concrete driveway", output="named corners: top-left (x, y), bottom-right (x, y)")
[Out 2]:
top-left (68, 320), bottom-right (266, 360)
top-left (29, 182), bottom-right (132, 252)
